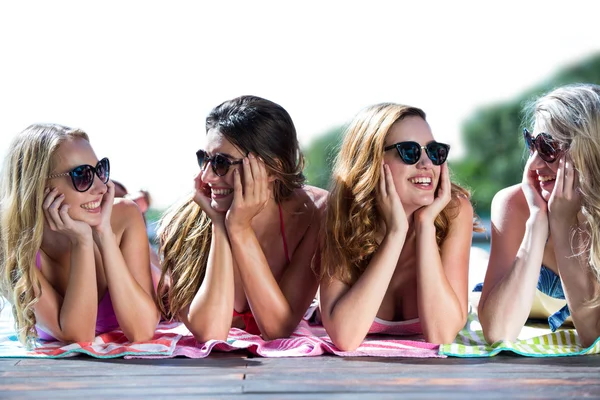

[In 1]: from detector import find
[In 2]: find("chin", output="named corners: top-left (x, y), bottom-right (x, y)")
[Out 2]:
top-left (210, 199), bottom-right (232, 213)
top-left (75, 213), bottom-right (101, 227)
top-left (414, 195), bottom-right (435, 207)
top-left (541, 191), bottom-right (552, 203)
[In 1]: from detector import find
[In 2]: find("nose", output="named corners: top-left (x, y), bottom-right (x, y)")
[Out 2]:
top-left (416, 149), bottom-right (434, 168)
top-left (529, 151), bottom-right (549, 170)
top-left (90, 174), bottom-right (108, 195)
top-left (200, 162), bottom-right (219, 183)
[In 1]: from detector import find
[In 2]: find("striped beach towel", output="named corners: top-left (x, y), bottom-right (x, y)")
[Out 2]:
top-left (439, 313), bottom-right (600, 357)
top-left (0, 300), bottom-right (440, 358)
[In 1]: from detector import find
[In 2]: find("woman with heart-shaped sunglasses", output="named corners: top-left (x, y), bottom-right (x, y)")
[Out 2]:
top-left (0, 124), bottom-right (159, 346)
top-left (478, 83), bottom-right (600, 348)
top-left (318, 103), bottom-right (482, 350)
top-left (156, 95), bottom-right (328, 341)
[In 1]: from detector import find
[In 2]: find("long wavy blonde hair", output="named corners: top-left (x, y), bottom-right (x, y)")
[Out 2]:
top-left (157, 95), bottom-right (306, 320)
top-left (526, 83), bottom-right (600, 305)
top-left (321, 103), bottom-right (478, 285)
top-left (0, 124), bottom-right (89, 344)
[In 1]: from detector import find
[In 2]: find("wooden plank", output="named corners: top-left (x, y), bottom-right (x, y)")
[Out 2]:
top-left (1, 354), bottom-right (599, 399)
top-left (0, 375), bottom-right (245, 397)
top-left (0, 386), bottom-right (243, 399)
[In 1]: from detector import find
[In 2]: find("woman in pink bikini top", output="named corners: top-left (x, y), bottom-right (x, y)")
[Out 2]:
top-left (156, 95), bottom-right (328, 342)
top-left (0, 124), bottom-right (159, 345)
top-left (318, 103), bottom-right (481, 351)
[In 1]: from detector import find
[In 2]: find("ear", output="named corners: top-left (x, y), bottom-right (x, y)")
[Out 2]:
top-left (267, 157), bottom-right (284, 183)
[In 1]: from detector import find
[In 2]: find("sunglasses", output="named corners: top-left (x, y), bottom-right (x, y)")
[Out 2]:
top-left (48, 158), bottom-right (110, 192)
top-left (196, 149), bottom-right (243, 177)
top-left (522, 128), bottom-right (565, 163)
top-left (384, 141), bottom-right (450, 165)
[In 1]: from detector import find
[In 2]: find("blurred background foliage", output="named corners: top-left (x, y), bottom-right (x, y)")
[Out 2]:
top-left (302, 53), bottom-right (600, 217)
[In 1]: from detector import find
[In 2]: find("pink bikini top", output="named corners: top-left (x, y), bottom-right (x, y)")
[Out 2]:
top-left (35, 252), bottom-right (119, 341)
top-left (367, 317), bottom-right (423, 336)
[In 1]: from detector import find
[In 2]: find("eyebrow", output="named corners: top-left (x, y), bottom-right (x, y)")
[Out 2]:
top-left (205, 151), bottom-right (242, 160)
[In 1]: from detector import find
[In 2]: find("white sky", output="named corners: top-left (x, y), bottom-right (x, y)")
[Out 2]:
top-left (1, 0), bottom-right (598, 209)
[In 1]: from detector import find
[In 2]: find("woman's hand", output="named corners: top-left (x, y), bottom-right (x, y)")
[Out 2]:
top-left (225, 154), bottom-right (269, 234)
top-left (43, 187), bottom-right (92, 243)
top-left (192, 174), bottom-right (225, 224)
top-left (521, 156), bottom-right (548, 216)
top-left (377, 163), bottom-right (408, 235)
top-left (414, 162), bottom-right (452, 225)
top-left (92, 180), bottom-right (115, 238)
top-left (548, 156), bottom-right (581, 229)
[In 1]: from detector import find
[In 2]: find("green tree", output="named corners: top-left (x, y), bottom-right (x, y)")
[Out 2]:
top-left (303, 126), bottom-right (344, 190)
top-left (452, 52), bottom-right (600, 216)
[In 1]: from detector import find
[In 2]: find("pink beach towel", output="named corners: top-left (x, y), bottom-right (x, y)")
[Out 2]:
top-left (0, 319), bottom-right (441, 359)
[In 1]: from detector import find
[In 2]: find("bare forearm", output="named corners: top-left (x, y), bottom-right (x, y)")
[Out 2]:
top-left (59, 238), bottom-right (97, 341)
top-left (480, 215), bottom-right (548, 342)
top-left (229, 227), bottom-right (298, 339)
top-left (186, 223), bottom-right (234, 342)
top-left (323, 230), bottom-right (407, 351)
top-left (553, 224), bottom-right (600, 347)
top-left (96, 232), bottom-right (159, 342)
top-left (415, 224), bottom-right (465, 344)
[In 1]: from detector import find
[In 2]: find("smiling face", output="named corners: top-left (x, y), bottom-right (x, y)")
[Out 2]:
top-left (383, 116), bottom-right (440, 214)
top-left (196, 128), bottom-right (246, 212)
top-left (47, 137), bottom-right (108, 226)
top-left (528, 120), bottom-right (562, 202)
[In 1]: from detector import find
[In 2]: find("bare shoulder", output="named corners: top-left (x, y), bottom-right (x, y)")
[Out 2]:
top-left (491, 184), bottom-right (528, 221)
top-left (110, 197), bottom-right (145, 234)
top-left (454, 195), bottom-right (474, 222)
top-left (304, 185), bottom-right (329, 211)
top-left (291, 185), bottom-right (328, 214)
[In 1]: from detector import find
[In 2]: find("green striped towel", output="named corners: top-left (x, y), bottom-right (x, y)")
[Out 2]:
top-left (439, 313), bottom-right (600, 357)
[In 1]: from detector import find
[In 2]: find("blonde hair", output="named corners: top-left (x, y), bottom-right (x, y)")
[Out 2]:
top-left (527, 83), bottom-right (600, 305)
top-left (320, 103), bottom-right (477, 284)
top-left (0, 124), bottom-right (89, 344)
top-left (156, 197), bottom-right (211, 320)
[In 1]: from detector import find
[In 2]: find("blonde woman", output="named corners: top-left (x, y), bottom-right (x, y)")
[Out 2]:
top-left (319, 103), bottom-right (478, 351)
top-left (157, 95), bottom-right (327, 342)
top-left (0, 124), bottom-right (159, 345)
top-left (479, 83), bottom-right (600, 347)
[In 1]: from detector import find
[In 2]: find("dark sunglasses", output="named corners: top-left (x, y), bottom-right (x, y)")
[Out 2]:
top-left (384, 141), bottom-right (450, 165)
top-left (48, 157), bottom-right (110, 192)
top-left (196, 149), bottom-right (243, 177)
top-left (522, 128), bottom-right (565, 163)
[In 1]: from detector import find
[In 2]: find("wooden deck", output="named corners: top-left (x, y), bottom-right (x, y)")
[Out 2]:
top-left (2, 353), bottom-right (600, 398)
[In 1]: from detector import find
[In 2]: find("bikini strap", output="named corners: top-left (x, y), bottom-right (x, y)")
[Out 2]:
top-left (278, 203), bottom-right (290, 264)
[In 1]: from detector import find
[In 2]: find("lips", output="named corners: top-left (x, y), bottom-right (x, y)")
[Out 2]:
top-left (409, 177), bottom-right (432, 185)
top-left (211, 188), bottom-right (234, 197)
top-left (81, 200), bottom-right (101, 210)
top-left (538, 175), bottom-right (556, 183)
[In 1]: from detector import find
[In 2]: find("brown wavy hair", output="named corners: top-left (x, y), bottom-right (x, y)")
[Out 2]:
top-left (320, 103), bottom-right (479, 285)
top-left (157, 95), bottom-right (306, 320)
top-left (0, 124), bottom-right (89, 345)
